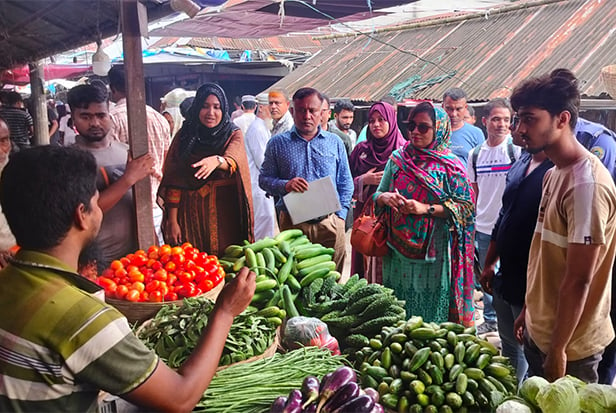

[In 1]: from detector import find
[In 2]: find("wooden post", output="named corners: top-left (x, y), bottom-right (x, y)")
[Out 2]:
top-left (120, 0), bottom-right (155, 248)
top-left (29, 61), bottom-right (49, 146)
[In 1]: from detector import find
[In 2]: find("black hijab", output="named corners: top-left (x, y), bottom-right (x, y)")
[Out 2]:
top-left (179, 83), bottom-right (237, 158)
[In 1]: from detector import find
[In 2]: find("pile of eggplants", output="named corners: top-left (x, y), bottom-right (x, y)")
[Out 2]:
top-left (270, 366), bottom-right (384, 413)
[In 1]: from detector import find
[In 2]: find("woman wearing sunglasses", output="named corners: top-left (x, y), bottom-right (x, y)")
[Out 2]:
top-left (374, 102), bottom-right (476, 326)
top-left (349, 102), bottom-right (406, 283)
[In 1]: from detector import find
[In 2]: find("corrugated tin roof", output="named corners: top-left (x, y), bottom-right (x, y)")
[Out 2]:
top-left (271, 0), bottom-right (616, 102)
top-left (151, 35), bottom-right (324, 54)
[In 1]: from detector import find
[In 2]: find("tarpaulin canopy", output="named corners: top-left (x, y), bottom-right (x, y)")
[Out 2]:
top-left (0, 64), bottom-right (92, 86)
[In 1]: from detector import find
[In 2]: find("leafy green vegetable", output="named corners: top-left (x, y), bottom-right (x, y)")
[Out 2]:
top-left (578, 383), bottom-right (616, 413)
top-left (496, 396), bottom-right (535, 413)
top-left (519, 376), bottom-right (549, 408)
top-left (536, 376), bottom-right (580, 413)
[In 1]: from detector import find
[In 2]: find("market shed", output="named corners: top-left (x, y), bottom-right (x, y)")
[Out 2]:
top-left (270, 0), bottom-right (616, 103)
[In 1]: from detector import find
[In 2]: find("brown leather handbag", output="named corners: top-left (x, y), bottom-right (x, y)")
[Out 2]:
top-left (350, 200), bottom-right (388, 257)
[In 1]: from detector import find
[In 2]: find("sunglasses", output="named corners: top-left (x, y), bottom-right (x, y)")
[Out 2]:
top-left (407, 121), bottom-right (433, 134)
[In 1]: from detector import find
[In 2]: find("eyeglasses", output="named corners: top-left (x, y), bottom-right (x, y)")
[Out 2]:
top-left (407, 121), bottom-right (433, 134)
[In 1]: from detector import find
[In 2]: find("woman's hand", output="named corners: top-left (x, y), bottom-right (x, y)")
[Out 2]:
top-left (192, 156), bottom-right (220, 180)
top-left (363, 167), bottom-right (384, 186)
top-left (166, 220), bottom-right (183, 246)
top-left (376, 191), bottom-right (407, 213)
top-left (400, 199), bottom-right (429, 215)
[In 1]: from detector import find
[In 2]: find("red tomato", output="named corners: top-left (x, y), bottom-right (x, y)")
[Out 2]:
top-left (110, 260), bottom-right (123, 271)
top-left (165, 261), bottom-right (176, 272)
top-left (145, 280), bottom-right (160, 293)
top-left (178, 282), bottom-right (197, 298)
top-left (116, 285), bottom-right (129, 299)
top-left (167, 274), bottom-right (177, 286)
top-left (129, 270), bottom-right (144, 283)
top-left (140, 291), bottom-right (149, 302)
top-left (159, 244), bottom-right (172, 256)
top-left (132, 281), bottom-right (145, 293)
top-left (153, 269), bottom-right (168, 282)
top-left (125, 289), bottom-right (140, 302)
top-left (149, 290), bottom-right (163, 303)
top-left (203, 262), bottom-right (217, 276)
top-left (147, 245), bottom-right (159, 255)
top-left (148, 250), bottom-right (159, 260)
top-left (120, 257), bottom-right (131, 267)
top-left (198, 279), bottom-right (214, 292)
top-left (157, 283), bottom-right (169, 297)
top-left (135, 249), bottom-right (146, 256)
top-left (160, 254), bottom-right (171, 264)
top-left (114, 268), bottom-right (128, 278)
top-left (164, 292), bottom-right (178, 301)
top-left (172, 253), bottom-right (186, 266)
top-left (181, 242), bottom-right (193, 250)
top-left (171, 246), bottom-right (183, 256)
top-left (101, 268), bottom-right (114, 278)
top-left (131, 254), bottom-right (147, 267)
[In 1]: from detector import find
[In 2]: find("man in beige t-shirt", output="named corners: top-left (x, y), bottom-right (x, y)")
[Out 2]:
top-left (511, 69), bottom-right (616, 383)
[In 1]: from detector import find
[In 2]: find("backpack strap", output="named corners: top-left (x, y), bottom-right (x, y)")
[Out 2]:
top-left (471, 145), bottom-right (481, 178)
top-left (506, 141), bottom-right (516, 164)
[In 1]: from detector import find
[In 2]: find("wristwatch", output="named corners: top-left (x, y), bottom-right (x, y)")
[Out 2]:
top-left (427, 204), bottom-right (435, 215)
top-left (215, 155), bottom-right (225, 167)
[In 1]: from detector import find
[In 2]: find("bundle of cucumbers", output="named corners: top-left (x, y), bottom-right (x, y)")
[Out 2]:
top-left (356, 316), bottom-right (517, 413)
top-left (298, 274), bottom-right (407, 355)
top-left (219, 229), bottom-right (341, 316)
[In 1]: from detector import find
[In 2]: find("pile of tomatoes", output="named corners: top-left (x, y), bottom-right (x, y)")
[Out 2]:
top-left (97, 243), bottom-right (225, 303)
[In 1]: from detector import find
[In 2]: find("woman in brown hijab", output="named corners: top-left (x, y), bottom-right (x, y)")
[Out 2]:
top-left (158, 83), bottom-right (254, 255)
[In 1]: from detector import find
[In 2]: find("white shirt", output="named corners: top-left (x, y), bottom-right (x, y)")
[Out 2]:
top-left (233, 112), bottom-right (256, 137)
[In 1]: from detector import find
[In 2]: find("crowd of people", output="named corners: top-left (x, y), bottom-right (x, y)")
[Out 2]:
top-left (2, 66), bottom-right (616, 410)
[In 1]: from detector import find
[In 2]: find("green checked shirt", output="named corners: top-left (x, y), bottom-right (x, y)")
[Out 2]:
top-left (0, 250), bottom-right (158, 412)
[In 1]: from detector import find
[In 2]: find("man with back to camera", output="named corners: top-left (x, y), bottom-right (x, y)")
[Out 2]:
top-left (68, 84), bottom-right (154, 269)
top-left (512, 69), bottom-right (616, 383)
top-left (260, 87), bottom-right (353, 273)
top-left (244, 93), bottom-right (276, 240)
top-left (468, 98), bottom-right (521, 335)
top-left (0, 91), bottom-right (33, 152)
top-left (442, 87), bottom-right (485, 167)
top-left (233, 95), bottom-right (257, 136)
top-left (0, 145), bottom-right (256, 411)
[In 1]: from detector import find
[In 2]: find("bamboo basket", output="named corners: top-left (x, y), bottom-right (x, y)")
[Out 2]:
top-left (106, 280), bottom-right (224, 324)
top-left (601, 65), bottom-right (616, 99)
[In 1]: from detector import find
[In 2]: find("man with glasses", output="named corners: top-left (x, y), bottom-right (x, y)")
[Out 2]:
top-left (468, 98), bottom-right (521, 335)
top-left (442, 88), bottom-right (485, 167)
top-left (511, 69), bottom-right (616, 383)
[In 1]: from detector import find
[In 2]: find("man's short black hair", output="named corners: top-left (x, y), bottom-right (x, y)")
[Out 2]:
top-left (5, 91), bottom-right (23, 107)
top-left (242, 101), bottom-right (257, 110)
top-left (107, 65), bottom-right (126, 94)
top-left (443, 87), bottom-right (467, 102)
top-left (0, 146), bottom-right (98, 250)
top-left (293, 87), bottom-right (323, 103)
top-left (67, 84), bottom-right (109, 110)
top-left (483, 98), bottom-right (512, 118)
top-left (510, 68), bottom-right (579, 129)
top-left (333, 99), bottom-right (354, 114)
top-left (322, 93), bottom-right (331, 106)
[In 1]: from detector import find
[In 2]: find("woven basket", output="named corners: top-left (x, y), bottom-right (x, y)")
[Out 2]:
top-left (106, 280), bottom-right (224, 324)
top-left (601, 65), bottom-right (616, 99)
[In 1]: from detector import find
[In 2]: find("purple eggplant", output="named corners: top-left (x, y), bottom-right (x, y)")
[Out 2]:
top-left (362, 388), bottom-right (379, 403)
top-left (301, 376), bottom-right (320, 409)
top-left (270, 396), bottom-right (287, 413)
top-left (370, 403), bottom-right (384, 413)
top-left (319, 372), bottom-right (333, 394)
top-left (331, 395), bottom-right (375, 413)
top-left (302, 403), bottom-right (317, 413)
top-left (322, 382), bottom-right (360, 413)
top-left (316, 367), bottom-right (357, 413)
top-left (283, 390), bottom-right (303, 413)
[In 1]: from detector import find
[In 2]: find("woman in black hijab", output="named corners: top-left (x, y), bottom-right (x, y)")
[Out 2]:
top-left (158, 83), bottom-right (254, 255)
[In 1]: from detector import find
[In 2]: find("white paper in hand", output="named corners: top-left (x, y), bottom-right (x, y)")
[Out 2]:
top-left (283, 177), bottom-right (341, 225)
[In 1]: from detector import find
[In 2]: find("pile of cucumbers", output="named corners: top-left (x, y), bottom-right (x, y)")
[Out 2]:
top-left (356, 316), bottom-right (517, 413)
top-left (219, 230), bottom-right (341, 315)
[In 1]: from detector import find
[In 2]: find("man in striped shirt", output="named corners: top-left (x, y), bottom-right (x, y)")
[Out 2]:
top-left (0, 146), bottom-right (256, 411)
top-left (0, 91), bottom-right (33, 152)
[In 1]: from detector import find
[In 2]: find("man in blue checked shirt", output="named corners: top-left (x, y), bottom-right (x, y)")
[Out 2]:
top-left (259, 87), bottom-right (353, 273)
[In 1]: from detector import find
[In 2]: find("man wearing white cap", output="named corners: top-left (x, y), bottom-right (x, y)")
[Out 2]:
top-left (244, 93), bottom-right (276, 239)
top-left (233, 95), bottom-right (257, 136)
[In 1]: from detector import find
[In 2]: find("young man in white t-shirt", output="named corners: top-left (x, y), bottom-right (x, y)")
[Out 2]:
top-left (468, 98), bottom-right (521, 334)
